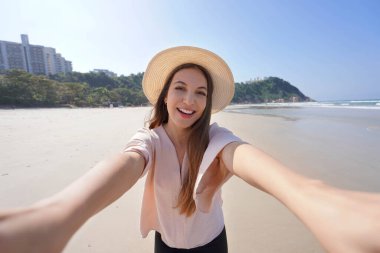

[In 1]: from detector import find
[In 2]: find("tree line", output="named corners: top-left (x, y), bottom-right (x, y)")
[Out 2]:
top-left (0, 70), bottom-right (147, 107)
top-left (0, 70), bottom-right (311, 108)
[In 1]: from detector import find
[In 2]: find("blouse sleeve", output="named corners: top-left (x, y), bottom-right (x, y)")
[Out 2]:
top-left (124, 127), bottom-right (155, 178)
top-left (198, 123), bottom-right (243, 174)
top-left (194, 123), bottom-right (244, 212)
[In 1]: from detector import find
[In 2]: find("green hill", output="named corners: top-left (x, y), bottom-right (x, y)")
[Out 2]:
top-left (233, 77), bottom-right (312, 104)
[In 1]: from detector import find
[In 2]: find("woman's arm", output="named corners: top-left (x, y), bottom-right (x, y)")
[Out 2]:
top-left (0, 151), bottom-right (145, 253)
top-left (221, 142), bottom-right (380, 253)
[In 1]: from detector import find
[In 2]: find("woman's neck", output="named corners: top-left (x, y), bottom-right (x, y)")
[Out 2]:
top-left (163, 122), bottom-right (190, 148)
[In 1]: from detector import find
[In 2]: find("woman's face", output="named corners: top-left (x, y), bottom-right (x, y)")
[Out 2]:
top-left (165, 67), bottom-right (208, 131)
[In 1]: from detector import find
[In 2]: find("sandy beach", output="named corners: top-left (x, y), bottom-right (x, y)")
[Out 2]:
top-left (1, 107), bottom-right (379, 252)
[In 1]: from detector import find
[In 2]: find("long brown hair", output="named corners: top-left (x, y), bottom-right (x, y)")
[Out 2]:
top-left (149, 63), bottom-right (214, 216)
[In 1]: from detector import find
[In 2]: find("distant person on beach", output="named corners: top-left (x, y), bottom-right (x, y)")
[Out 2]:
top-left (0, 46), bottom-right (379, 253)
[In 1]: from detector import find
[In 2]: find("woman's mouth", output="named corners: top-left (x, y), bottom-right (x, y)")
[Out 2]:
top-left (177, 108), bottom-right (195, 118)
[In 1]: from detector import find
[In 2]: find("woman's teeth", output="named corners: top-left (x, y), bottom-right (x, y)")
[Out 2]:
top-left (178, 108), bottom-right (195, 115)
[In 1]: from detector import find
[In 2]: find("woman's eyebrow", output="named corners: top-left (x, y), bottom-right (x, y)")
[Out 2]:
top-left (173, 80), bottom-right (187, 85)
top-left (173, 80), bottom-right (207, 90)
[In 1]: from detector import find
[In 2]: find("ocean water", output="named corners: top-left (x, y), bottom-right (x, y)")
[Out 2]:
top-left (224, 99), bottom-right (380, 191)
top-left (225, 99), bottom-right (380, 123)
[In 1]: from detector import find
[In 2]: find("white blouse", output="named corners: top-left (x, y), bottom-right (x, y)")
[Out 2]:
top-left (124, 123), bottom-right (242, 249)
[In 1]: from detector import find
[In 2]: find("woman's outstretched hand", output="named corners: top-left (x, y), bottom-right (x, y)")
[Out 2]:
top-left (0, 152), bottom-right (144, 253)
top-left (296, 183), bottom-right (380, 253)
top-left (0, 201), bottom-right (71, 253)
top-left (221, 142), bottom-right (380, 253)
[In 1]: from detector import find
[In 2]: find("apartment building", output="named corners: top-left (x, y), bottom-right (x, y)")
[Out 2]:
top-left (0, 34), bottom-right (72, 75)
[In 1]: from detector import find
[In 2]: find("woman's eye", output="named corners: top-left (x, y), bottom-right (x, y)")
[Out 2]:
top-left (175, 86), bottom-right (184, 91)
top-left (197, 91), bottom-right (207, 96)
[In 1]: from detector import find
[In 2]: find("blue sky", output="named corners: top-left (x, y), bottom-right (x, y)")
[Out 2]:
top-left (1, 0), bottom-right (379, 101)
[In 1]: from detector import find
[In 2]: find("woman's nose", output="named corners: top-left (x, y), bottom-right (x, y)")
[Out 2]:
top-left (183, 92), bottom-right (195, 105)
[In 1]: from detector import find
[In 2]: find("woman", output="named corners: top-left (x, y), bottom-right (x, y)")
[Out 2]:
top-left (0, 46), bottom-right (379, 253)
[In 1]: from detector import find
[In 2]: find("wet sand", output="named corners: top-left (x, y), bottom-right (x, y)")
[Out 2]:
top-left (1, 107), bottom-right (379, 252)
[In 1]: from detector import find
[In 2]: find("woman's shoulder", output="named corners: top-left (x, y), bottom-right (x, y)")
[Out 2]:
top-left (134, 125), bottom-right (161, 138)
top-left (126, 126), bottom-right (162, 146)
top-left (209, 122), bottom-right (242, 142)
top-left (209, 122), bottom-right (233, 136)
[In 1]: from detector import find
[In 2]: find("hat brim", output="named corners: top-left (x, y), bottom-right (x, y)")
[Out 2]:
top-left (142, 46), bottom-right (234, 113)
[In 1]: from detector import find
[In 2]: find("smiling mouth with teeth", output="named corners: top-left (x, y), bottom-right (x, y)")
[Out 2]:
top-left (177, 108), bottom-right (195, 115)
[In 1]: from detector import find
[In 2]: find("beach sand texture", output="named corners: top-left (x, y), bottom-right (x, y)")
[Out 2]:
top-left (1, 107), bottom-right (379, 252)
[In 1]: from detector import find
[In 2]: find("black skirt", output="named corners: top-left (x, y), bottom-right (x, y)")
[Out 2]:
top-left (154, 226), bottom-right (228, 253)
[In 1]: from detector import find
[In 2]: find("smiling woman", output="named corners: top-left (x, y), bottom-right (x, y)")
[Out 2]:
top-left (171, 78), bottom-right (207, 115)
top-left (0, 46), bottom-right (380, 253)
top-left (149, 63), bottom-right (214, 220)
top-left (166, 67), bottom-right (208, 126)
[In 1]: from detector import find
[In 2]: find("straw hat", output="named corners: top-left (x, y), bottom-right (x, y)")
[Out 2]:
top-left (142, 46), bottom-right (234, 113)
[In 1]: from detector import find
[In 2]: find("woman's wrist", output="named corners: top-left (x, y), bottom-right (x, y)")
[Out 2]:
top-left (285, 180), bottom-right (380, 253)
top-left (0, 200), bottom-right (70, 253)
